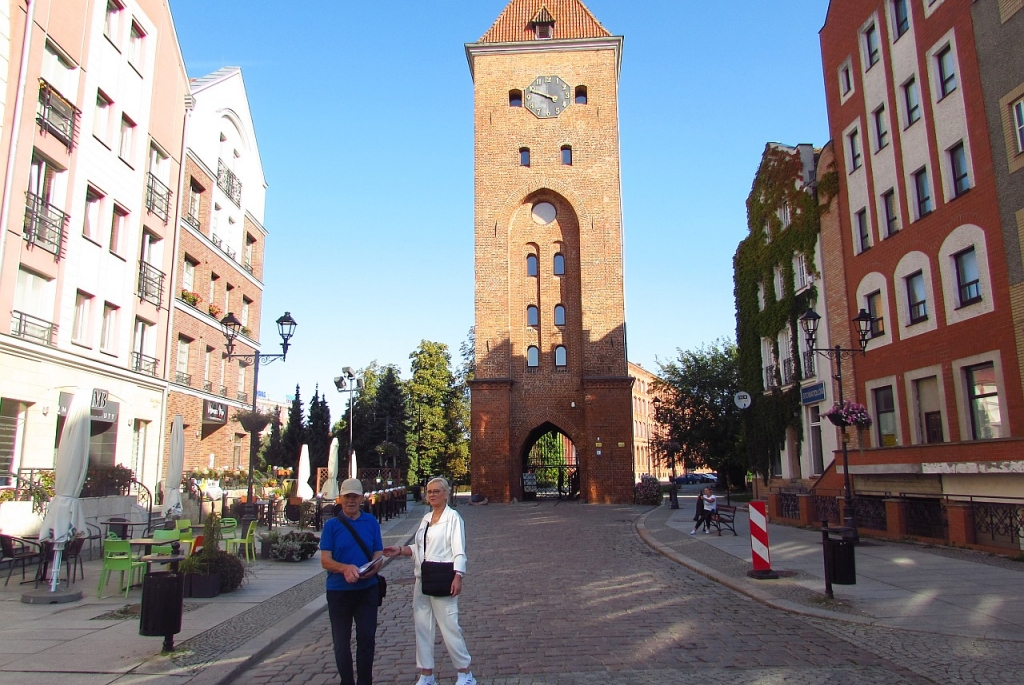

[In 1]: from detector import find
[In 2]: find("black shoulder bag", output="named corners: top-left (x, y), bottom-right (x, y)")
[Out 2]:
top-left (420, 521), bottom-right (456, 597)
top-left (337, 516), bottom-right (386, 606)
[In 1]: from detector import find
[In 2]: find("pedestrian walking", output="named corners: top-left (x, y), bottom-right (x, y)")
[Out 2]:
top-left (321, 478), bottom-right (384, 685)
top-left (689, 488), bottom-right (705, 534)
top-left (383, 476), bottom-right (476, 685)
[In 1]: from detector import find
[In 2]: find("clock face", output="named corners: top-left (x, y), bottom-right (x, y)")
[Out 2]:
top-left (525, 75), bottom-right (571, 119)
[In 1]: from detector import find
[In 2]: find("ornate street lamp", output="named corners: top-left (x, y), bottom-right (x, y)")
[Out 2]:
top-left (220, 311), bottom-right (297, 518)
top-left (334, 368), bottom-right (364, 480)
top-left (800, 307), bottom-right (873, 542)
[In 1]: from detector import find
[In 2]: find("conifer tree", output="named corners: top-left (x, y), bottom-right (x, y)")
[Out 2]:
top-left (280, 384), bottom-right (306, 470)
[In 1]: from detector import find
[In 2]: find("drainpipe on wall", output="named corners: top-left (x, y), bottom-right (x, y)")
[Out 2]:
top-left (0, 1), bottom-right (37, 270)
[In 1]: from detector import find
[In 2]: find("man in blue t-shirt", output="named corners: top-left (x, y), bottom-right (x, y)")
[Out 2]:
top-left (321, 478), bottom-right (383, 685)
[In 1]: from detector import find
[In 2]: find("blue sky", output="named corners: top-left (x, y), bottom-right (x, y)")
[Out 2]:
top-left (169, 1), bottom-right (830, 407)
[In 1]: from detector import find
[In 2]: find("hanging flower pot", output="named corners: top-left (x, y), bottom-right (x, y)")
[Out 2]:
top-left (827, 413), bottom-right (849, 427)
top-left (823, 400), bottom-right (873, 430)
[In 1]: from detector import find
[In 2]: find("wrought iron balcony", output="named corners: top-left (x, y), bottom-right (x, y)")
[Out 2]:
top-left (217, 159), bottom-right (242, 206)
top-left (137, 261), bottom-right (165, 306)
top-left (211, 234), bottom-right (223, 248)
top-left (236, 391), bottom-right (248, 403)
top-left (11, 311), bottom-right (57, 346)
top-left (132, 352), bottom-right (159, 376)
top-left (764, 363), bottom-right (779, 388)
top-left (184, 206), bottom-right (200, 229)
top-left (782, 357), bottom-right (796, 385)
top-left (146, 173), bottom-right (172, 223)
top-left (219, 385), bottom-right (228, 397)
top-left (225, 246), bottom-right (236, 261)
top-left (174, 371), bottom-right (192, 386)
top-left (803, 350), bottom-right (816, 377)
top-left (23, 192), bottom-right (68, 258)
top-left (243, 261), bottom-right (254, 274)
top-left (203, 380), bottom-right (213, 392)
top-left (36, 79), bottom-right (78, 150)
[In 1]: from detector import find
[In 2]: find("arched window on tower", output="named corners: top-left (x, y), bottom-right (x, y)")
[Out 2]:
top-left (527, 305), bottom-right (539, 326)
top-left (555, 346), bottom-right (567, 367)
top-left (575, 85), bottom-right (588, 105)
top-left (527, 346), bottom-right (539, 367)
top-left (526, 253), bottom-right (538, 277)
top-left (554, 304), bottom-right (566, 326)
top-left (553, 253), bottom-right (565, 275)
top-left (509, 89), bottom-right (523, 107)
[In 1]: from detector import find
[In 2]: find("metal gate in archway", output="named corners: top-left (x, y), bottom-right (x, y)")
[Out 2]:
top-left (523, 428), bottom-right (579, 500)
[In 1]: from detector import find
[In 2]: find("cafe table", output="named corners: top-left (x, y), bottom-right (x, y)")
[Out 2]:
top-left (100, 519), bottom-right (148, 539)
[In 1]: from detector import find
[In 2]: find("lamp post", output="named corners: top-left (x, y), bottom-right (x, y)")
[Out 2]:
top-left (799, 307), bottom-right (873, 543)
top-left (652, 397), bottom-right (679, 509)
top-left (220, 311), bottom-right (297, 519)
top-left (334, 368), bottom-right (363, 480)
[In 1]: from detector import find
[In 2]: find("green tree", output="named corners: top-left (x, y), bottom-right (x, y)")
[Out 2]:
top-left (407, 341), bottom-right (462, 484)
top-left (280, 385), bottom-right (306, 470)
top-left (260, 408), bottom-right (286, 469)
top-left (657, 339), bottom-right (745, 489)
top-left (307, 385), bottom-right (332, 484)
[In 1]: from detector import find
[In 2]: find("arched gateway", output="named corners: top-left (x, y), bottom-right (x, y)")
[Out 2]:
top-left (467, 1), bottom-right (634, 503)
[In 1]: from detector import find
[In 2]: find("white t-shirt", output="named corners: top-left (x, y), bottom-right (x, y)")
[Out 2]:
top-left (702, 493), bottom-right (717, 512)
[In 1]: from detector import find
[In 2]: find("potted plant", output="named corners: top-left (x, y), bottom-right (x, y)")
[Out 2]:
top-left (181, 512), bottom-right (225, 598)
top-left (823, 400), bottom-right (873, 429)
top-left (258, 530), bottom-right (279, 560)
top-left (271, 531), bottom-right (319, 561)
top-left (234, 409), bottom-right (273, 434)
top-left (180, 289), bottom-right (201, 307)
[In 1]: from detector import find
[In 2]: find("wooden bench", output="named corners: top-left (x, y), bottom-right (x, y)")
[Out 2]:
top-left (711, 505), bottom-right (738, 536)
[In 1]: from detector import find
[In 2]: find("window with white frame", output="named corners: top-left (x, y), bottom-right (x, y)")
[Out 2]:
top-left (936, 45), bottom-right (957, 98)
top-left (554, 304), bottom-right (566, 326)
top-left (526, 346), bottom-right (539, 367)
top-left (857, 208), bottom-right (871, 252)
top-left (839, 60), bottom-right (853, 97)
top-left (1014, 98), bottom-right (1024, 154)
top-left (128, 21), bottom-right (145, 69)
top-left (237, 363), bottom-right (246, 395)
top-left (109, 205), bottom-right (126, 254)
top-left (906, 271), bottom-right (927, 323)
top-left (950, 142), bottom-right (969, 197)
top-left (848, 128), bottom-right (862, 171)
top-left (904, 76), bottom-right (921, 125)
top-left (527, 305), bottom-right (539, 326)
top-left (119, 115), bottom-right (135, 163)
top-left (965, 362), bottom-right (1002, 439)
top-left (182, 257), bottom-right (196, 293)
top-left (204, 346), bottom-right (213, 384)
top-left (864, 23), bottom-right (880, 68)
top-left (100, 303), bottom-right (118, 352)
top-left (241, 297), bottom-right (251, 326)
top-left (14, 267), bottom-right (54, 321)
top-left (73, 291), bottom-right (92, 344)
top-left (874, 105), bottom-right (889, 150)
top-left (208, 273), bottom-right (218, 304)
top-left (104, 1), bottom-right (123, 44)
top-left (913, 167), bottom-right (932, 218)
top-left (954, 247), bottom-right (981, 306)
top-left (892, 0), bottom-right (909, 39)
top-left (873, 385), bottom-right (898, 446)
top-left (774, 266), bottom-right (784, 299)
top-left (42, 41), bottom-right (77, 100)
top-left (555, 346), bottom-right (567, 367)
top-left (83, 187), bottom-right (103, 241)
top-left (795, 253), bottom-right (808, 289)
top-left (757, 282), bottom-right (765, 310)
top-left (778, 201), bottom-right (790, 228)
top-left (882, 189), bottom-right (899, 237)
top-left (176, 337), bottom-right (190, 375)
top-left (94, 91), bottom-right (112, 144)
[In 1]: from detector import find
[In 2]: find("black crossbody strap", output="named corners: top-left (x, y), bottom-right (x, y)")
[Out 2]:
top-left (338, 515), bottom-right (372, 563)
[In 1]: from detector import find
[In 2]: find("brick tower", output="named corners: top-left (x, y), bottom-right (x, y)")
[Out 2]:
top-left (466, 0), bottom-right (634, 503)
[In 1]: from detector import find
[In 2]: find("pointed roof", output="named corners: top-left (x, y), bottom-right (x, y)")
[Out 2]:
top-left (479, 0), bottom-right (611, 43)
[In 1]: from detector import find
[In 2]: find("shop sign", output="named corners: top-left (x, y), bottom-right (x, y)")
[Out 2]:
top-left (203, 400), bottom-right (228, 425)
top-left (58, 390), bottom-right (118, 423)
top-left (801, 382), bottom-right (826, 405)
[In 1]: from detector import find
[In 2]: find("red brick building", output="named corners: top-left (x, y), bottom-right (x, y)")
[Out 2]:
top-left (812, 0), bottom-right (1024, 546)
top-left (466, 0), bottom-right (634, 503)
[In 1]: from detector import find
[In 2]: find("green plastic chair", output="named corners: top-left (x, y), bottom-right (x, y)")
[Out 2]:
top-left (219, 517), bottom-right (238, 540)
top-left (175, 519), bottom-right (192, 532)
top-left (152, 529), bottom-right (180, 541)
top-left (97, 539), bottom-right (145, 598)
top-left (225, 520), bottom-right (257, 562)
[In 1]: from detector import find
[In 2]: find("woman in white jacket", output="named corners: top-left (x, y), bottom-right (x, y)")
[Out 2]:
top-left (383, 477), bottom-right (475, 685)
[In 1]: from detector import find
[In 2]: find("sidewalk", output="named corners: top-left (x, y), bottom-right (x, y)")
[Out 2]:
top-left (0, 503), bottom-right (427, 685)
top-left (638, 494), bottom-right (1024, 641)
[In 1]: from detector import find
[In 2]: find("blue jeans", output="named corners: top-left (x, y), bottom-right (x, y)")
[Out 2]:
top-left (327, 587), bottom-right (378, 685)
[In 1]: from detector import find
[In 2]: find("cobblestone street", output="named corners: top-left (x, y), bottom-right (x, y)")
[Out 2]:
top-left (237, 502), bottom-right (999, 685)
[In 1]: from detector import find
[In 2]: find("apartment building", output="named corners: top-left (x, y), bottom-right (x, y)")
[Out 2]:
top-left (163, 66), bottom-right (268, 479)
top-left (0, 0), bottom-right (188, 491)
top-left (813, 0), bottom-right (1024, 547)
top-left (628, 361), bottom-right (667, 481)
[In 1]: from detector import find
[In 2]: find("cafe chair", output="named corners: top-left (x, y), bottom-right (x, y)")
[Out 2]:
top-left (63, 536), bottom-right (86, 584)
top-left (106, 517), bottom-right (130, 539)
top-left (175, 519), bottom-right (193, 532)
top-left (219, 517), bottom-right (238, 540)
top-left (190, 535), bottom-right (204, 556)
top-left (97, 539), bottom-right (145, 598)
top-left (225, 520), bottom-right (257, 562)
top-left (2, 534), bottom-right (43, 586)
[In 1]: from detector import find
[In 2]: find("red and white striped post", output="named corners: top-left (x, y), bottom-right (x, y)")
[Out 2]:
top-left (747, 500), bottom-right (778, 579)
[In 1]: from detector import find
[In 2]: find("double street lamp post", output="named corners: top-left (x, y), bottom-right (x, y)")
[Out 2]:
top-left (799, 307), bottom-right (873, 543)
top-left (334, 367), bottom-right (364, 480)
top-left (220, 311), bottom-right (297, 519)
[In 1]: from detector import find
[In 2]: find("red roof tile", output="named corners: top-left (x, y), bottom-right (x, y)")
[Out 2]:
top-left (478, 0), bottom-right (611, 43)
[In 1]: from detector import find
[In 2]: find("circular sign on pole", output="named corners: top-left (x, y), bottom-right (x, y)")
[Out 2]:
top-left (734, 391), bottom-right (752, 410)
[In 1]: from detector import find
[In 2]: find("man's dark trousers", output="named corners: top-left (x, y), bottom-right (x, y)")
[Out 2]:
top-left (327, 586), bottom-right (378, 685)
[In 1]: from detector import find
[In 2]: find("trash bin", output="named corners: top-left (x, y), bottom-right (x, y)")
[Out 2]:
top-left (822, 526), bottom-right (856, 585)
top-left (140, 571), bottom-right (184, 643)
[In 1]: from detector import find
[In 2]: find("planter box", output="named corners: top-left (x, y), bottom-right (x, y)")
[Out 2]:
top-left (183, 572), bottom-right (221, 598)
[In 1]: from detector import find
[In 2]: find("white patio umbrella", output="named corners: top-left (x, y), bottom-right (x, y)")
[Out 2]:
top-left (39, 389), bottom-right (92, 592)
top-left (297, 444), bottom-right (314, 499)
top-left (349, 450), bottom-right (358, 480)
top-left (320, 438), bottom-right (339, 499)
top-left (163, 414), bottom-right (185, 518)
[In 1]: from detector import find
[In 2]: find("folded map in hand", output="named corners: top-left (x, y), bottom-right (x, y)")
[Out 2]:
top-left (358, 556), bottom-right (383, 575)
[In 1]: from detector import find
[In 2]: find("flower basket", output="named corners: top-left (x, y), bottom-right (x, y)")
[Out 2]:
top-left (823, 400), bottom-right (872, 430)
top-left (826, 413), bottom-right (849, 427)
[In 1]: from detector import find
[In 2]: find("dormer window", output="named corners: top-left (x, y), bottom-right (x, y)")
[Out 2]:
top-left (531, 6), bottom-right (554, 40)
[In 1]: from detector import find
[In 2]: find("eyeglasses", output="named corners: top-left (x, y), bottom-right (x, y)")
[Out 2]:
top-left (426, 489), bottom-right (444, 495)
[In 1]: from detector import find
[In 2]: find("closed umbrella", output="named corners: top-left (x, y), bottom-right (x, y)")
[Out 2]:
top-left (297, 444), bottom-right (314, 499)
top-left (349, 450), bottom-right (358, 480)
top-left (163, 414), bottom-right (185, 518)
top-left (320, 438), bottom-right (339, 499)
top-left (39, 389), bottom-right (92, 592)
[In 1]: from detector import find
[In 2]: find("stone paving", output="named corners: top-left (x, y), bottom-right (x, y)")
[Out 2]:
top-left (240, 502), bottom-right (935, 685)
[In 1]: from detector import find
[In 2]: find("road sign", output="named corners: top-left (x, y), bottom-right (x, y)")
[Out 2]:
top-left (734, 391), bottom-right (752, 409)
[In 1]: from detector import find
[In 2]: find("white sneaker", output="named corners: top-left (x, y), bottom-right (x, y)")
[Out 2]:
top-left (704, 529), bottom-right (711, 534)
top-left (415, 676), bottom-right (437, 685)
top-left (455, 673), bottom-right (477, 685)
top-left (689, 530), bottom-right (696, 535)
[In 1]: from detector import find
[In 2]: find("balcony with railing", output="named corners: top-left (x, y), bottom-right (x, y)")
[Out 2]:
top-left (211, 234), bottom-right (222, 248)
top-left (37, 79), bottom-right (78, 150)
top-left (219, 385), bottom-right (228, 397)
top-left (225, 246), bottom-right (236, 261)
top-left (174, 371), bottom-right (192, 386)
top-left (132, 352), bottom-right (158, 376)
top-left (11, 311), bottom-right (57, 346)
top-left (146, 173), bottom-right (172, 223)
top-left (217, 159), bottom-right (242, 206)
top-left (243, 260), bottom-right (254, 274)
top-left (236, 391), bottom-right (248, 403)
top-left (203, 380), bottom-right (213, 392)
top-left (782, 357), bottom-right (796, 385)
top-left (23, 192), bottom-right (68, 258)
top-left (802, 350), bottom-right (816, 378)
top-left (137, 261), bottom-right (164, 306)
top-left (764, 363), bottom-right (779, 389)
